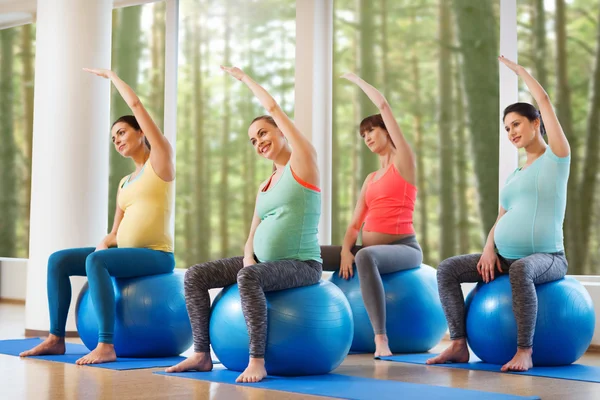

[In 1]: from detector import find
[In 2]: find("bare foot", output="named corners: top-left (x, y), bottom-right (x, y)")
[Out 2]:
top-left (426, 339), bottom-right (470, 364)
top-left (501, 348), bottom-right (533, 372)
top-left (374, 334), bottom-right (393, 358)
top-left (19, 334), bottom-right (66, 357)
top-left (165, 352), bottom-right (213, 373)
top-left (236, 357), bottom-right (267, 383)
top-left (75, 343), bottom-right (117, 365)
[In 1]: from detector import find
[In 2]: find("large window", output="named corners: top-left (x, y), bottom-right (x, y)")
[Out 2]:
top-left (332, 0), bottom-right (499, 267)
top-left (0, 24), bottom-right (35, 259)
top-left (174, 0), bottom-right (296, 267)
top-left (0, 3), bottom-right (166, 259)
top-left (517, 0), bottom-right (600, 274)
top-left (108, 2), bottom-right (166, 229)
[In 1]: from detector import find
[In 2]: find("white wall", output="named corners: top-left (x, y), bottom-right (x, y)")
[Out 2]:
top-left (0, 258), bottom-right (27, 301)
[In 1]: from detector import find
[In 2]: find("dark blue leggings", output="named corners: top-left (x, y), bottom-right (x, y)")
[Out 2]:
top-left (47, 247), bottom-right (174, 344)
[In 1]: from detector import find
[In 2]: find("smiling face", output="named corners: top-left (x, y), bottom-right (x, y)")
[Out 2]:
top-left (503, 112), bottom-right (539, 149)
top-left (248, 118), bottom-right (285, 160)
top-left (111, 121), bottom-right (145, 157)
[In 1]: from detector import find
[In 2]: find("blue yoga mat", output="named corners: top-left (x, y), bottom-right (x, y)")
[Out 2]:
top-left (380, 353), bottom-right (600, 383)
top-left (155, 366), bottom-right (540, 400)
top-left (0, 338), bottom-right (192, 370)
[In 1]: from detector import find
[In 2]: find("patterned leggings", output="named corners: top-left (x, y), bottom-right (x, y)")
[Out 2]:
top-left (437, 251), bottom-right (568, 348)
top-left (184, 257), bottom-right (322, 357)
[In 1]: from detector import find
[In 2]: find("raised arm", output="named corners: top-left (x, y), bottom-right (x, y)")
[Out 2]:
top-left (498, 56), bottom-right (570, 158)
top-left (221, 66), bottom-right (319, 187)
top-left (84, 68), bottom-right (175, 181)
top-left (341, 72), bottom-right (416, 184)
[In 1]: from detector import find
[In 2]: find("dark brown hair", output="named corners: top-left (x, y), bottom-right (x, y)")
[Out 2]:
top-left (112, 115), bottom-right (151, 149)
top-left (360, 114), bottom-right (386, 136)
top-left (503, 102), bottom-right (546, 136)
top-left (251, 115), bottom-right (278, 128)
top-left (359, 114), bottom-right (395, 148)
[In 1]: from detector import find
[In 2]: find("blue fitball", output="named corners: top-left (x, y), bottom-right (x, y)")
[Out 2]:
top-left (466, 275), bottom-right (595, 365)
top-left (330, 265), bottom-right (447, 353)
top-left (76, 270), bottom-right (193, 357)
top-left (209, 280), bottom-right (353, 376)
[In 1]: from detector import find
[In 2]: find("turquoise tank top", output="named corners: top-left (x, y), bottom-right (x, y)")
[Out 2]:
top-left (495, 146), bottom-right (570, 259)
top-left (253, 163), bottom-right (322, 263)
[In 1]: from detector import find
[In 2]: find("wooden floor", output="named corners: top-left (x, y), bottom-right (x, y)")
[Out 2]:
top-left (1, 302), bottom-right (599, 400)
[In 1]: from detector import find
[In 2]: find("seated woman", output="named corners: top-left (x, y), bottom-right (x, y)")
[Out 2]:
top-left (165, 66), bottom-right (322, 383)
top-left (321, 72), bottom-right (423, 358)
top-left (427, 56), bottom-right (571, 372)
top-left (20, 68), bottom-right (175, 365)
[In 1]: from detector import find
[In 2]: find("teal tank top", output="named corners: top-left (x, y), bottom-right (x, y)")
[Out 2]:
top-left (495, 146), bottom-right (570, 259)
top-left (253, 163), bottom-right (322, 263)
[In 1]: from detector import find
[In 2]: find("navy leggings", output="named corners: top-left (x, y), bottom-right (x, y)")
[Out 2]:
top-left (47, 247), bottom-right (174, 344)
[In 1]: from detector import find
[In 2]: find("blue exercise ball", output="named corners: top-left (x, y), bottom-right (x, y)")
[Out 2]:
top-left (466, 275), bottom-right (595, 365)
top-left (76, 270), bottom-right (193, 357)
top-left (209, 280), bottom-right (353, 376)
top-left (329, 264), bottom-right (447, 353)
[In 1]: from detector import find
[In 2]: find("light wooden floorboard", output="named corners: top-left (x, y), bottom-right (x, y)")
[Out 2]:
top-left (1, 302), bottom-right (598, 399)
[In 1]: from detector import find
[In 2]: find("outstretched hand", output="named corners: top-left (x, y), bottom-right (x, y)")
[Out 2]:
top-left (340, 72), bottom-right (359, 83)
top-left (498, 56), bottom-right (523, 75)
top-left (83, 68), bottom-right (115, 79)
top-left (221, 65), bottom-right (246, 81)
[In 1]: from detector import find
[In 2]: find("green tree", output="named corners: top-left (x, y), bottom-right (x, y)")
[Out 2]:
top-left (108, 7), bottom-right (143, 227)
top-left (0, 29), bottom-right (16, 257)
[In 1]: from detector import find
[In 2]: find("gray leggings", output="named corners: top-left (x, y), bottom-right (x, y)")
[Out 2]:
top-left (321, 236), bottom-right (423, 334)
top-left (437, 251), bottom-right (568, 348)
top-left (184, 256), bottom-right (322, 358)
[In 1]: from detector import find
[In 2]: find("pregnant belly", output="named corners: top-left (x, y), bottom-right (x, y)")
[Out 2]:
top-left (494, 211), bottom-right (534, 258)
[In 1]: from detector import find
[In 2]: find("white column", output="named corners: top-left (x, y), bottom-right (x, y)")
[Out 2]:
top-left (499, 0), bottom-right (519, 193)
top-left (294, 0), bottom-right (333, 245)
top-left (164, 0), bottom-right (179, 242)
top-left (25, 0), bottom-right (112, 334)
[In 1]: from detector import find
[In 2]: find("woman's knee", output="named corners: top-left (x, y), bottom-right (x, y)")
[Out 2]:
top-left (236, 266), bottom-right (257, 287)
top-left (354, 248), bottom-right (377, 273)
top-left (84, 252), bottom-right (105, 276)
top-left (184, 263), bottom-right (212, 289)
top-left (509, 260), bottom-right (533, 283)
top-left (436, 256), bottom-right (468, 283)
top-left (47, 250), bottom-right (72, 275)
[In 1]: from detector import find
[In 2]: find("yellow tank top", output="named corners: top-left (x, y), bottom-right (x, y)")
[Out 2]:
top-left (116, 160), bottom-right (174, 252)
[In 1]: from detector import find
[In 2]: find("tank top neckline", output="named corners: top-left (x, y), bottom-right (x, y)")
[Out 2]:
top-left (123, 160), bottom-right (150, 188)
top-left (261, 163), bottom-right (288, 194)
top-left (369, 163), bottom-right (416, 189)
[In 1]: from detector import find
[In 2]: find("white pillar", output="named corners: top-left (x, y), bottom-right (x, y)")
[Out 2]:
top-left (164, 0), bottom-right (179, 243)
top-left (294, 0), bottom-right (333, 245)
top-left (499, 0), bottom-right (519, 193)
top-left (25, 0), bottom-right (112, 334)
